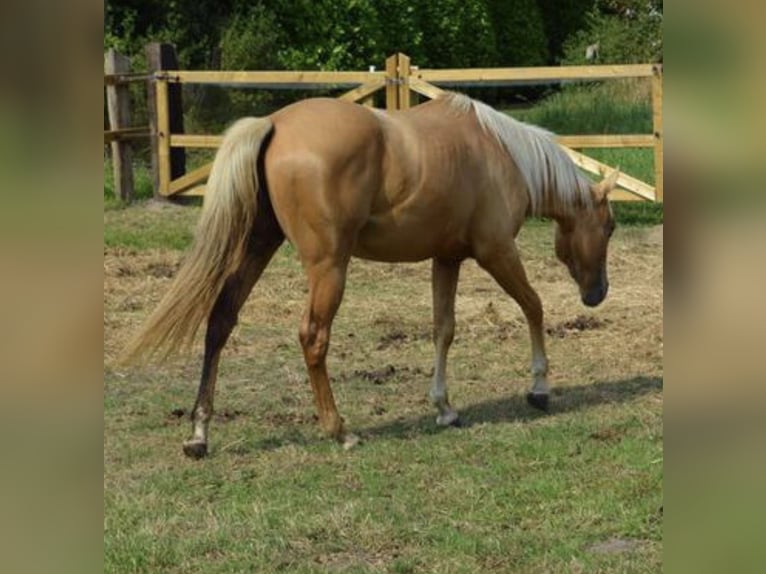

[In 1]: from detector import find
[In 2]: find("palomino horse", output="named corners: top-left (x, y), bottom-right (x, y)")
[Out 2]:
top-left (125, 93), bottom-right (617, 458)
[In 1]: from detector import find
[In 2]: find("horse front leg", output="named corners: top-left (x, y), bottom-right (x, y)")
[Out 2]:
top-left (430, 258), bottom-right (462, 426)
top-left (299, 257), bottom-right (359, 449)
top-left (477, 244), bottom-right (550, 412)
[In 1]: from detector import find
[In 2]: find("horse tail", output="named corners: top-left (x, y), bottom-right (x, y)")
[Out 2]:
top-left (122, 117), bottom-right (274, 363)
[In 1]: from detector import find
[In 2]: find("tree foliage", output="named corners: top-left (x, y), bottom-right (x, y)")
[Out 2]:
top-left (105, 0), bottom-right (662, 71)
top-left (104, 0), bottom-right (662, 131)
top-left (562, 0), bottom-right (663, 64)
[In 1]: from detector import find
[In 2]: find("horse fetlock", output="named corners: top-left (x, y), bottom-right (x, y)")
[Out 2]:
top-left (429, 388), bottom-right (449, 407)
top-left (190, 410), bottom-right (211, 442)
top-left (531, 356), bottom-right (548, 377)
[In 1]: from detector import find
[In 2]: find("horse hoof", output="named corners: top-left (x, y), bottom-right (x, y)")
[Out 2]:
top-left (526, 392), bottom-right (549, 412)
top-left (182, 440), bottom-right (208, 459)
top-left (436, 410), bottom-right (460, 427)
top-left (342, 433), bottom-right (361, 451)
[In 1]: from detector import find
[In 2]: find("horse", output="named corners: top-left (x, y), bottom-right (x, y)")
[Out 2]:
top-left (124, 92), bottom-right (617, 458)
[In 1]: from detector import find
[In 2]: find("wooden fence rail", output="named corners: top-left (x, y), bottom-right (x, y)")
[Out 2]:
top-left (104, 48), bottom-right (662, 203)
top-left (415, 63), bottom-right (656, 83)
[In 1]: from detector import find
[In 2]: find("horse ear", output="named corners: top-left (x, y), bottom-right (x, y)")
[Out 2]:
top-left (593, 169), bottom-right (620, 203)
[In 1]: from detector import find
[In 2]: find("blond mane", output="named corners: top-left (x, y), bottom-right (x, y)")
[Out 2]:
top-left (444, 92), bottom-right (592, 215)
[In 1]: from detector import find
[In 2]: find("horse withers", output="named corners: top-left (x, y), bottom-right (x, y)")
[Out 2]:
top-left (123, 93), bottom-right (617, 458)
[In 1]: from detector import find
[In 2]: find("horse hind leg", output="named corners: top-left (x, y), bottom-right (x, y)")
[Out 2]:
top-left (183, 226), bottom-right (283, 459)
top-left (299, 256), bottom-right (359, 450)
top-left (430, 258), bottom-right (462, 427)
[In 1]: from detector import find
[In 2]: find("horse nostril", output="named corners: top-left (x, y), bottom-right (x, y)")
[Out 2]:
top-left (582, 292), bottom-right (599, 307)
top-left (582, 284), bottom-right (607, 307)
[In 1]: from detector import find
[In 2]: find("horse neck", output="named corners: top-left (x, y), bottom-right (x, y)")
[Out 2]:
top-left (535, 187), bottom-right (590, 227)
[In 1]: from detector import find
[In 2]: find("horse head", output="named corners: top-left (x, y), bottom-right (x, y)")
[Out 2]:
top-left (555, 170), bottom-right (619, 307)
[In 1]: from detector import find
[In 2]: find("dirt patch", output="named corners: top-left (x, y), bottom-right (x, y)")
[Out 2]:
top-left (357, 364), bottom-right (397, 384)
top-left (215, 408), bottom-right (246, 422)
top-left (546, 314), bottom-right (610, 338)
top-left (589, 426), bottom-right (626, 442)
top-left (263, 411), bottom-right (316, 427)
top-left (147, 261), bottom-right (177, 278)
top-left (339, 364), bottom-right (428, 385)
top-left (377, 329), bottom-right (409, 350)
top-left (375, 327), bottom-right (430, 350)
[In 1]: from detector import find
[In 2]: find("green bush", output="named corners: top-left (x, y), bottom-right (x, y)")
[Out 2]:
top-left (485, 0), bottom-right (549, 66)
top-left (537, 0), bottom-right (593, 63)
top-left (562, 0), bottom-right (663, 65)
top-left (410, 1), bottom-right (497, 67)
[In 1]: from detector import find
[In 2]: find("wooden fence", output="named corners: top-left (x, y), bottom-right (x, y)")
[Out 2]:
top-left (105, 49), bottom-right (662, 203)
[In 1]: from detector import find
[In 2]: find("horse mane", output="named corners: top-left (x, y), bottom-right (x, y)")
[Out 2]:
top-left (443, 92), bottom-right (592, 216)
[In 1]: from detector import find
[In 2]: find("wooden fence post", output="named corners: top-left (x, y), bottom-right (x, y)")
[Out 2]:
top-left (146, 43), bottom-right (186, 198)
top-left (105, 49), bottom-right (134, 201)
top-left (651, 65), bottom-right (663, 202)
top-left (155, 77), bottom-right (172, 196)
top-left (385, 54), bottom-right (399, 111)
top-left (397, 53), bottom-right (411, 110)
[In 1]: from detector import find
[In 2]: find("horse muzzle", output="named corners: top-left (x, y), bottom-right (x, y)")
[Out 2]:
top-left (582, 281), bottom-right (609, 307)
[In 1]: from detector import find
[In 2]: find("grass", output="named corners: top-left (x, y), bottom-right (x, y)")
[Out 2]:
top-left (104, 201), bottom-right (663, 573)
top-left (104, 200), bottom-right (198, 251)
top-left (509, 81), bottom-right (653, 136)
top-left (104, 157), bottom-right (156, 210)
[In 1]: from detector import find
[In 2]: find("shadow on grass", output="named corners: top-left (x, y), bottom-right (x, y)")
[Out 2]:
top-left (359, 375), bottom-right (662, 441)
top-left (229, 376), bottom-right (662, 453)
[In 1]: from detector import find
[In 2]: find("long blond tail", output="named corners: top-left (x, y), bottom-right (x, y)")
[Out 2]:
top-left (122, 117), bottom-right (274, 362)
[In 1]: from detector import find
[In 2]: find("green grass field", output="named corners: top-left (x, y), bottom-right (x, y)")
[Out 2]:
top-left (104, 199), bottom-right (663, 573)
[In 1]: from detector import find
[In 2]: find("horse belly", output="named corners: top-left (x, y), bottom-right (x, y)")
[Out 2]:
top-left (352, 215), bottom-right (470, 262)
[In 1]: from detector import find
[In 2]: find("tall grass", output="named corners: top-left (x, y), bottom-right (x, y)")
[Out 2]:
top-left (103, 156), bottom-right (155, 209)
top-left (509, 80), bottom-right (652, 135)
